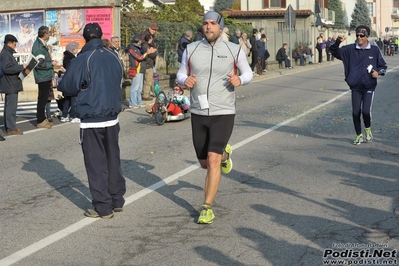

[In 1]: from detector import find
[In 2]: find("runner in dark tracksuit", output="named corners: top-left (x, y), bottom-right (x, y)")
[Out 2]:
top-left (330, 25), bottom-right (387, 145)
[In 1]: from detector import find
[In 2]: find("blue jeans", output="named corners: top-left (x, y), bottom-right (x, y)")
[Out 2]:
top-left (129, 73), bottom-right (144, 106)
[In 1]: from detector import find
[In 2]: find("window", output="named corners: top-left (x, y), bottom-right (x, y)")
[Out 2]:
top-left (366, 2), bottom-right (373, 18)
top-left (263, 0), bottom-right (286, 8)
top-left (277, 22), bottom-right (285, 32)
top-left (270, 0), bottom-right (281, 7)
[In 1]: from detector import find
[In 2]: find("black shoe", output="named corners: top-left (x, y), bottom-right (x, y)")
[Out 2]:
top-left (0, 135), bottom-right (5, 141)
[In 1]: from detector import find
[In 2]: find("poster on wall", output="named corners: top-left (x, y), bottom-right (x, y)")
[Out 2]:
top-left (60, 9), bottom-right (86, 48)
top-left (10, 11), bottom-right (44, 53)
top-left (46, 10), bottom-right (63, 66)
top-left (86, 8), bottom-right (113, 40)
top-left (0, 14), bottom-right (10, 51)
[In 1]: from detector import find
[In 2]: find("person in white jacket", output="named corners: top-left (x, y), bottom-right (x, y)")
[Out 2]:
top-left (177, 11), bottom-right (252, 224)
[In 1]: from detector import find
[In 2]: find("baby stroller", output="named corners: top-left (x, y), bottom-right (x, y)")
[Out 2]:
top-left (147, 83), bottom-right (190, 125)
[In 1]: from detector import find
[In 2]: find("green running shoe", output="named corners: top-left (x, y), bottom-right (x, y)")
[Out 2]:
top-left (197, 205), bottom-right (215, 224)
top-left (353, 134), bottom-right (363, 145)
top-left (221, 144), bottom-right (233, 174)
top-left (365, 128), bottom-right (373, 142)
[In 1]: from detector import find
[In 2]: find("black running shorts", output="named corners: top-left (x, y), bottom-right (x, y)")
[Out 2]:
top-left (191, 113), bottom-right (235, 160)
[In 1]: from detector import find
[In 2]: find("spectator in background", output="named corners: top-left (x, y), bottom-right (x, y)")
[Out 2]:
top-left (31, 25), bottom-right (58, 129)
top-left (229, 29), bottom-right (241, 44)
top-left (178, 30), bottom-right (192, 63)
top-left (304, 44), bottom-right (314, 64)
top-left (0, 34), bottom-right (27, 136)
top-left (293, 44), bottom-right (306, 66)
top-left (383, 37), bottom-right (389, 55)
top-left (376, 37), bottom-right (383, 52)
top-left (58, 23), bottom-right (126, 219)
top-left (126, 34), bottom-right (156, 108)
top-left (256, 28), bottom-right (265, 40)
top-left (276, 43), bottom-right (292, 69)
top-left (316, 32), bottom-right (325, 64)
top-left (141, 34), bottom-right (158, 100)
top-left (60, 40), bottom-right (80, 123)
top-left (141, 23), bottom-right (158, 100)
top-left (110, 36), bottom-right (123, 60)
top-left (256, 34), bottom-right (267, 75)
top-left (194, 26), bottom-right (204, 41)
top-left (326, 37), bottom-right (332, 61)
top-left (103, 38), bottom-right (112, 49)
top-left (221, 27), bottom-right (229, 42)
top-left (239, 32), bottom-right (251, 64)
top-left (249, 29), bottom-right (258, 75)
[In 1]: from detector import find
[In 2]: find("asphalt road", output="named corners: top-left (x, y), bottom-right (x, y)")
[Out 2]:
top-left (0, 57), bottom-right (398, 266)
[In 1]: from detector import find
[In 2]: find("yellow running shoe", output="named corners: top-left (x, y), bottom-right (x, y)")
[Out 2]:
top-left (197, 204), bottom-right (215, 224)
top-left (221, 144), bottom-right (233, 174)
top-left (365, 128), bottom-right (373, 142)
top-left (353, 134), bottom-right (363, 145)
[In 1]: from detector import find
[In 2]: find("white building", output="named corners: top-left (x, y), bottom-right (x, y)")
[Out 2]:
top-left (143, 0), bottom-right (215, 11)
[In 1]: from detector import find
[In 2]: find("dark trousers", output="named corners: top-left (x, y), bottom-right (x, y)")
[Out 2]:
top-left (36, 81), bottom-right (51, 123)
top-left (80, 123), bottom-right (126, 216)
top-left (351, 89), bottom-right (374, 135)
top-left (316, 46), bottom-right (322, 63)
top-left (62, 96), bottom-right (77, 119)
top-left (4, 92), bottom-right (18, 131)
top-left (251, 51), bottom-right (258, 71)
top-left (256, 56), bottom-right (264, 74)
top-left (293, 55), bottom-right (305, 65)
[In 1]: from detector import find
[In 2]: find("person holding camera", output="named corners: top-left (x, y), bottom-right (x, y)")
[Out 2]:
top-left (330, 25), bottom-right (387, 145)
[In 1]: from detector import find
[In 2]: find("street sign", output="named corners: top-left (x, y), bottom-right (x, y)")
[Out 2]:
top-left (284, 4), bottom-right (296, 27)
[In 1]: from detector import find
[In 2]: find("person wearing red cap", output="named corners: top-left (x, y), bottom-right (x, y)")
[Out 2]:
top-left (0, 34), bottom-right (27, 136)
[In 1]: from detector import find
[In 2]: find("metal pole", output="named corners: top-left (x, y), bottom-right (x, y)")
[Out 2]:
top-left (289, 9), bottom-right (292, 60)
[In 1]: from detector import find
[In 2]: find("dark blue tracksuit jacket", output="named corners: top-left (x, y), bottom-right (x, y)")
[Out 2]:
top-left (330, 39), bottom-right (387, 91)
top-left (58, 38), bottom-right (123, 122)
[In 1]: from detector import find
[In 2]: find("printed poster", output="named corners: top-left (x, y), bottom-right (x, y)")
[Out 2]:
top-left (86, 8), bottom-right (113, 40)
top-left (59, 9), bottom-right (86, 48)
top-left (10, 11), bottom-right (44, 53)
top-left (0, 14), bottom-right (10, 51)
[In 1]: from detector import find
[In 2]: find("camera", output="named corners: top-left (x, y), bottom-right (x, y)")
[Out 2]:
top-left (378, 69), bottom-right (386, 76)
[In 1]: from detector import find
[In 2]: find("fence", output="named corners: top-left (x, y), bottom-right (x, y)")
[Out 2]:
top-left (121, 15), bottom-right (314, 74)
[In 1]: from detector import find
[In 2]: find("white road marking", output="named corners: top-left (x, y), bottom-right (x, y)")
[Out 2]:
top-left (2, 66), bottom-right (397, 265)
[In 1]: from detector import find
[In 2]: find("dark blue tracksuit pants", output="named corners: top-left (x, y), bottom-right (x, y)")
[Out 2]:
top-left (351, 89), bottom-right (374, 135)
top-left (80, 123), bottom-right (126, 216)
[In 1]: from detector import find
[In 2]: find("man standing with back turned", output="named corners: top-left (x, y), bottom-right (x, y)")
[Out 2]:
top-left (330, 25), bottom-right (387, 145)
top-left (177, 11), bottom-right (252, 224)
top-left (58, 23), bottom-right (126, 219)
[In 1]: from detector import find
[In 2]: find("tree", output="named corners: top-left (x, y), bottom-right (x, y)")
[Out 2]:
top-left (122, 0), bottom-right (146, 13)
top-left (328, 0), bottom-right (345, 29)
top-left (214, 0), bottom-right (233, 12)
top-left (175, 0), bottom-right (204, 14)
top-left (231, 0), bottom-right (241, 10)
top-left (350, 0), bottom-right (371, 31)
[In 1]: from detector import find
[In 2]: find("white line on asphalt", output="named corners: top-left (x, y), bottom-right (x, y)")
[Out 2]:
top-left (2, 66), bottom-right (397, 265)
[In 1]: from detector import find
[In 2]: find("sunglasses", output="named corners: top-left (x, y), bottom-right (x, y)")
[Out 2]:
top-left (356, 34), bottom-right (366, 38)
top-left (173, 88), bottom-right (180, 91)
